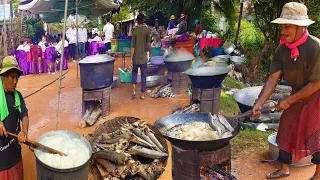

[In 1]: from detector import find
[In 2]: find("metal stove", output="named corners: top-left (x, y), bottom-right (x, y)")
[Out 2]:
top-left (191, 86), bottom-right (222, 114)
top-left (172, 144), bottom-right (231, 180)
top-left (82, 86), bottom-right (111, 117)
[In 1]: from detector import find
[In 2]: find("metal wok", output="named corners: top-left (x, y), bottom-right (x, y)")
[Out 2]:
top-left (164, 54), bottom-right (194, 72)
top-left (185, 67), bottom-right (231, 88)
top-left (154, 112), bottom-right (240, 151)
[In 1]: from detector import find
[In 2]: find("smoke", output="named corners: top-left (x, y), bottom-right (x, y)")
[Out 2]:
top-left (167, 49), bottom-right (195, 61)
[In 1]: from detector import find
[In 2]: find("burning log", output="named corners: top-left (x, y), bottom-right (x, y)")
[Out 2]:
top-left (200, 167), bottom-right (237, 180)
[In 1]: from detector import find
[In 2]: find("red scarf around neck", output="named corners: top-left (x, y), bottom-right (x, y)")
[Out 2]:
top-left (280, 30), bottom-right (309, 59)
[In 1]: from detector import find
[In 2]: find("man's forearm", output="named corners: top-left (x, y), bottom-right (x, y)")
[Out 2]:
top-left (256, 71), bottom-right (281, 106)
top-left (287, 81), bottom-right (320, 104)
top-left (21, 116), bottom-right (29, 134)
top-left (148, 43), bottom-right (152, 56)
top-left (131, 47), bottom-right (135, 62)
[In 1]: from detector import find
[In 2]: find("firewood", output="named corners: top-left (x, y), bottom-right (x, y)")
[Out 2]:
top-left (83, 107), bottom-right (95, 121)
top-left (78, 120), bottom-right (87, 128)
top-left (86, 107), bottom-right (101, 126)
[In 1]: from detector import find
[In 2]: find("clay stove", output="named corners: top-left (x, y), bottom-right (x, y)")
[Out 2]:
top-left (172, 144), bottom-right (231, 180)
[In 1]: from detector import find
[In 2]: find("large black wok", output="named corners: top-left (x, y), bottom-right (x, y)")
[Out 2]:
top-left (164, 54), bottom-right (194, 72)
top-left (185, 67), bottom-right (231, 89)
top-left (154, 112), bottom-right (240, 151)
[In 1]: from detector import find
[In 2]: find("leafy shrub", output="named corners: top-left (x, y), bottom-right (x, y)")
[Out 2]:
top-left (238, 19), bottom-right (264, 52)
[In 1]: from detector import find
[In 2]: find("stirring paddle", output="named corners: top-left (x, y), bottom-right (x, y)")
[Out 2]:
top-left (7, 132), bottom-right (67, 156)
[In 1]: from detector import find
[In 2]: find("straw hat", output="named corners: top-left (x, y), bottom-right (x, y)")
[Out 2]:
top-left (0, 56), bottom-right (23, 76)
top-left (170, 15), bottom-right (175, 20)
top-left (271, 2), bottom-right (314, 26)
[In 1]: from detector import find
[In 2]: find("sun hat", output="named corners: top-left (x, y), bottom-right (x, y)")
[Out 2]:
top-left (271, 2), bottom-right (314, 26)
top-left (170, 15), bottom-right (175, 20)
top-left (194, 19), bottom-right (200, 25)
top-left (0, 56), bottom-right (23, 76)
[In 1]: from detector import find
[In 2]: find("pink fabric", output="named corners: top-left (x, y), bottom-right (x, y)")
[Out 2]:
top-left (199, 38), bottom-right (222, 54)
top-left (280, 30), bottom-right (309, 59)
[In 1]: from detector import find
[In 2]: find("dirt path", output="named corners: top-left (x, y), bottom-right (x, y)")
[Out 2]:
top-left (17, 60), bottom-right (313, 180)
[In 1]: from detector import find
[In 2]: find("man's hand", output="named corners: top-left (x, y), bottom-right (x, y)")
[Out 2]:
top-left (277, 98), bottom-right (291, 111)
top-left (18, 131), bottom-right (27, 143)
top-left (0, 122), bottom-right (8, 137)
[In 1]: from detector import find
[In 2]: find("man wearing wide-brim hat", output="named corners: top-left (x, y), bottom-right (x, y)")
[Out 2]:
top-left (0, 56), bottom-right (29, 180)
top-left (253, 2), bottom-right (320, 179)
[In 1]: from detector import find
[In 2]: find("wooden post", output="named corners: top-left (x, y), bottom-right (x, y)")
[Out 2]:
top-left (234, 2), bottom-right (244, 47)
top-left (9, 0), bottom-right (14, 50)
top-left (3, 0), bottom-right (8, 56)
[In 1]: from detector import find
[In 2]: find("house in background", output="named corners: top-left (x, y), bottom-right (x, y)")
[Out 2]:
top-left (116, 18), bottom-right (134, 36)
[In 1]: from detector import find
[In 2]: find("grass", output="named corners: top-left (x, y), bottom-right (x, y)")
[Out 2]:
top-left (222, 76), bottom-right (246, 89)
top-left (220, 91), bottom-right (240, 117)
top-left (231, 129), bottom-right (276, 154)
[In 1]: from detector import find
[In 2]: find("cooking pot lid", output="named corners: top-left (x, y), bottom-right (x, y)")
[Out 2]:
top-left (185, 66), bottom-right (230, 76)
top-left (79, 54), bottom-right (115, 64)
top-left (164, 53), bottom-right (195, 62)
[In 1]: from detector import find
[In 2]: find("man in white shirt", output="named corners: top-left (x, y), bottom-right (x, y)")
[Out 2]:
top-left (66, 23), bottom-right (77, 62)
top-left (78, 23), bottom-right (87, 59)
top-left (102, 15), bottom-right (114, 53)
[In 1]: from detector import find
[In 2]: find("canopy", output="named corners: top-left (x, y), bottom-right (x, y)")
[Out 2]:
top-left (18, 0), bottom-right (117, 23)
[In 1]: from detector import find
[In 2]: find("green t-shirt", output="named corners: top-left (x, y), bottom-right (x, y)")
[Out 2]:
top-left (271, 35), bottom-right (320, 93)
top-left (131, 26), bottom-right (151, 65)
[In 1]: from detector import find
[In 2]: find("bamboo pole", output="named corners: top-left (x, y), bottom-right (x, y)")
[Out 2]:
top-left (55, 0), bottom-right (69, 130)
top-left (3, 0), bottom-right (8, 56)
top-left (9, 0), bottom-right (13, 50)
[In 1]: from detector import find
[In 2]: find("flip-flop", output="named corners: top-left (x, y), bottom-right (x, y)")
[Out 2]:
top-left (267, 170), bottom-right (290, 179)
top-left (140, 96), bottom-right (145, 100)
top-left (132, 93), bottom-right (136, 99)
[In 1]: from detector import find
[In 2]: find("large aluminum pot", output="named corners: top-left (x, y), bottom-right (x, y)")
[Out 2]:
top-left (79, 54), bottom-right (115, 90)
top-left (164, 53), bottom-right (194, 72)
top-left (268, 132), bottom-right (312, 167)
top-left (34, 130), bottom-right (92, 180)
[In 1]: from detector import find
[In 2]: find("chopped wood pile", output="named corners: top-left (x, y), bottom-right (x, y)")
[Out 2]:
top-left (150, 84), bottom-right (175, 98)
top-left (172, 104), bottom-right (200, 114)
top-left (200, 167), bottom-right (236, 180)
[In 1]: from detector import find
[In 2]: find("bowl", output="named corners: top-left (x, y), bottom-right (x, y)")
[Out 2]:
top-left (146, 75), bottom-right (161, 88)
top-left (268, 133), bottom-right (312, 167)
top-left (230, 56), bottom-right (245, 65)
top-left (224, 44), bottom-right (236, 55)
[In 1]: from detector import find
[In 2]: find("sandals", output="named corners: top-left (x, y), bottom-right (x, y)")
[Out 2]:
top-left (267, 170), bottom-right (290, 179)
top-left (140, 96), bottom-right (145, 100)
top-left (132, 93), bottom-right (136, 99)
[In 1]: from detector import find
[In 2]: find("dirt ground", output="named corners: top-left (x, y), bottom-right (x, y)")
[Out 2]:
top-left (17, 59), bottom-right (315, 180)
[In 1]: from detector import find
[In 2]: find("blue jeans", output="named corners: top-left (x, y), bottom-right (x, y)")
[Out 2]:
top-left (131, 63), bottom-right (147, 92)
top-left (68, 43), bottom-right (76, 60)
top-left (104, 42), bottom-right (111, 53)
top-left (78, 42), bottom-right (85, 59)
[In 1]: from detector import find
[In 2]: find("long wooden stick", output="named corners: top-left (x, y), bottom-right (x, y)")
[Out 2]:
top-left (7, 132), bottom-right (67, 156)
